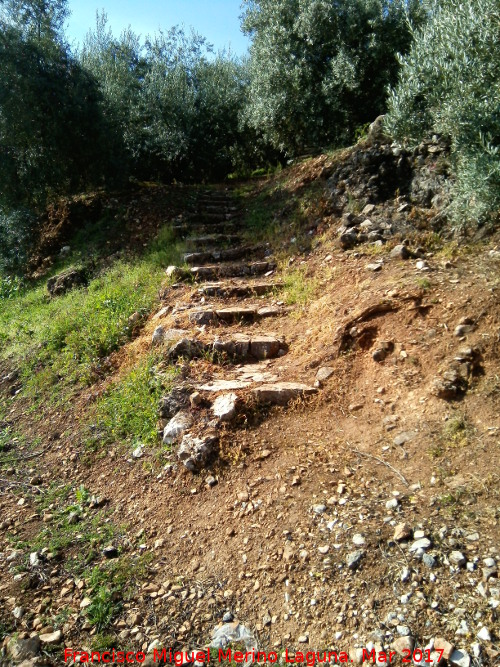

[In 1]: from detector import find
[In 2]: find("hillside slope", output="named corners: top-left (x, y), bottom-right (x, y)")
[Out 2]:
top-left (1, 136), bottom-right (499, 666)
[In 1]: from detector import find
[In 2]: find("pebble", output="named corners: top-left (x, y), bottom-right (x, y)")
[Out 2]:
top-left (410, 538), bottom-right (431, 552)
top-left (346, 550), bottom-right (364, 570)
top-left (477, 627), bottom-right (491, 642)
top-left (449, 649), bottom-right (470, 667)
top-left (392, 636), bottom-right (414, 655)
top-left (39, 630), bottom-right (63, 645)
top-left (397, 626), bottom-right (411, 636)
top-left (223, 611), bottom-right (234, 623)
top-left (297, 635), bottom-right (308, 644)
top-left (450, 551), bottom-right (466, 567)
top-left (313, 504), bottom-right (327, 514)
top-left (423, 554), bottom-right (436, 569)
top-left (12, 607), bottom-right (24, 619)
top-left (394, 523), bottom-right (411, 541)
top-left (434, 638), bottom-right (454, 660)
top-left (352, 534), bottom-right (366, 546)
top-left (318, 545), bottom-right (330, 555)
top-left (102, 545), bottom-right (119, 559)
top-left (386, 498), bottom-right (399, 510)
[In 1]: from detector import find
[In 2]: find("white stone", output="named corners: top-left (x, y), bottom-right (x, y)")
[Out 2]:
top-left (410, 538), bottom-right (431, 552)
top-left (477, 627), bottom-right (491, 642)
top-left (212, 393), bottom-right (238, 422)
top-left (39, 630), bottom-right (63, 645)
top-left (163, 412), bottom-right (193, 445)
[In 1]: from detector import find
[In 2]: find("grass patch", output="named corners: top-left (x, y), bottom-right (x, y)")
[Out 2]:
top-left (87, 354), bottom-right (175, 451)
top-left (416, 277), bottom-right (432, 291)
top-left (442, 414), bottom-right (474, 448)
top-left (281, 267), bottom-right (318, 306)
top-left (0, 225), bottom-right (184, 396)
top-left (430, 413), bottom-right (474, 458)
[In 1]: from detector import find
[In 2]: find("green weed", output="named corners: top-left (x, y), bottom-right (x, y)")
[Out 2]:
top-left (86, 587), bottom-right (119, 632)
top-left (281, 267), bottom-right (318, 306)
top-left (87, 354), bottom-right (174, 451)
top-left (416, 278), bottom-right (431, 290)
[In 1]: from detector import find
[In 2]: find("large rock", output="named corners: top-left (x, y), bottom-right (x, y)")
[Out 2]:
top-left (159, 387), bottom-right (190, 419)
top-left (433, 359), bottom-right (473, 399)
top-left (7, 636), bottom-right (41, 661)
top-left (47, 268), bottom-right (87, 296)
top-left (177, 433), bottom-right (219, 471)
top-left (212, 393), bottom-right (239, 422)
top-left (252, 382), bottom-right (318, 406)
top-left (163, 411), bottom-right (193, 444)
top-left (366, 115), bottom-right (390, 146)
top-left (213, 334), bottom-right (251, 358)
top-left (189, 310), bottom-right (217, 325)
top-left (250, 335), bottom-right (283, 360)
top-left (216, 307), bottom-right (257, 322)
top-left (167, 338), bottom-right (207, 360)
top-left (390, 244), bottom-right (410, 260)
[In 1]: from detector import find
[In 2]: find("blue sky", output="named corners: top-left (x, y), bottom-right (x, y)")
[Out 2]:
top-left (65, 0), bottom-right (250, 55)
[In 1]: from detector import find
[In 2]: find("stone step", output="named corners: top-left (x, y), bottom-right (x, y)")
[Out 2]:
top-left (213, 333), bottom-right (286, 360)
top-left (193, 212), bottom-right (240, 223)
top-left (190, 261), bottom-right (276, 281)
top-left (184, 235), bottom-right (242, 250)
top-left (189, 305), bottom-right (287, 325)
top-left (252, 382), bottom-right (318, 405)
top-left (166, 333), bottom-right (287, 362)
top-left (197, 281), bottom-right (282, 298)
top-left (184, 245), bottom-right (266, 266)
top-left (172, 222), bottom-right (240, 237)
top-left (198, 205), bottom-right (239, 214)
top-left (198, 195), bottom-right (234, 203)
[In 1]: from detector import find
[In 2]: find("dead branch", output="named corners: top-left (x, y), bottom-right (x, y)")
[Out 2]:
top-left (346, 443), bottom-right (409, 486)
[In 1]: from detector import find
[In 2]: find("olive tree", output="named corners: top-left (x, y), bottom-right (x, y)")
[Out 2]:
top-left (385, 0), bottom-right (500, 226)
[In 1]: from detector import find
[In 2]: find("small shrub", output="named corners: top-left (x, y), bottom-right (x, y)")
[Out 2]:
top-left (86, 587), bottom-right (118, 632)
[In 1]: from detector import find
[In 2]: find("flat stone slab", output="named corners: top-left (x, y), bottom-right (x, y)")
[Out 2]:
top-left (198, 282), bottom-right (282, 298)
top-left (234, 369), bottom-right (279, 383)
top-left (188, 306), bottom-right (285, 325)
top-left (198, 380), bottom-right (252, 392)
top-left (185, 235), bottom-right (241, 250)
top-left (216, 307), bottom-right (258, 321)
top-left (257, 306), bottom-right (285, 318)
top-left (184, 245), bottom-right (264, 266)
top-left (213, 333), bottom-right (285, 360)
top-left (252, 382), bottom-right (318, 406)
top-left (190, 261), bottom-right (276, 281)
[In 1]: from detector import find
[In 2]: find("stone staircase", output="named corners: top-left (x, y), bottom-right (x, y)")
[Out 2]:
top-left (158, 188), bottom-right (318, 471)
